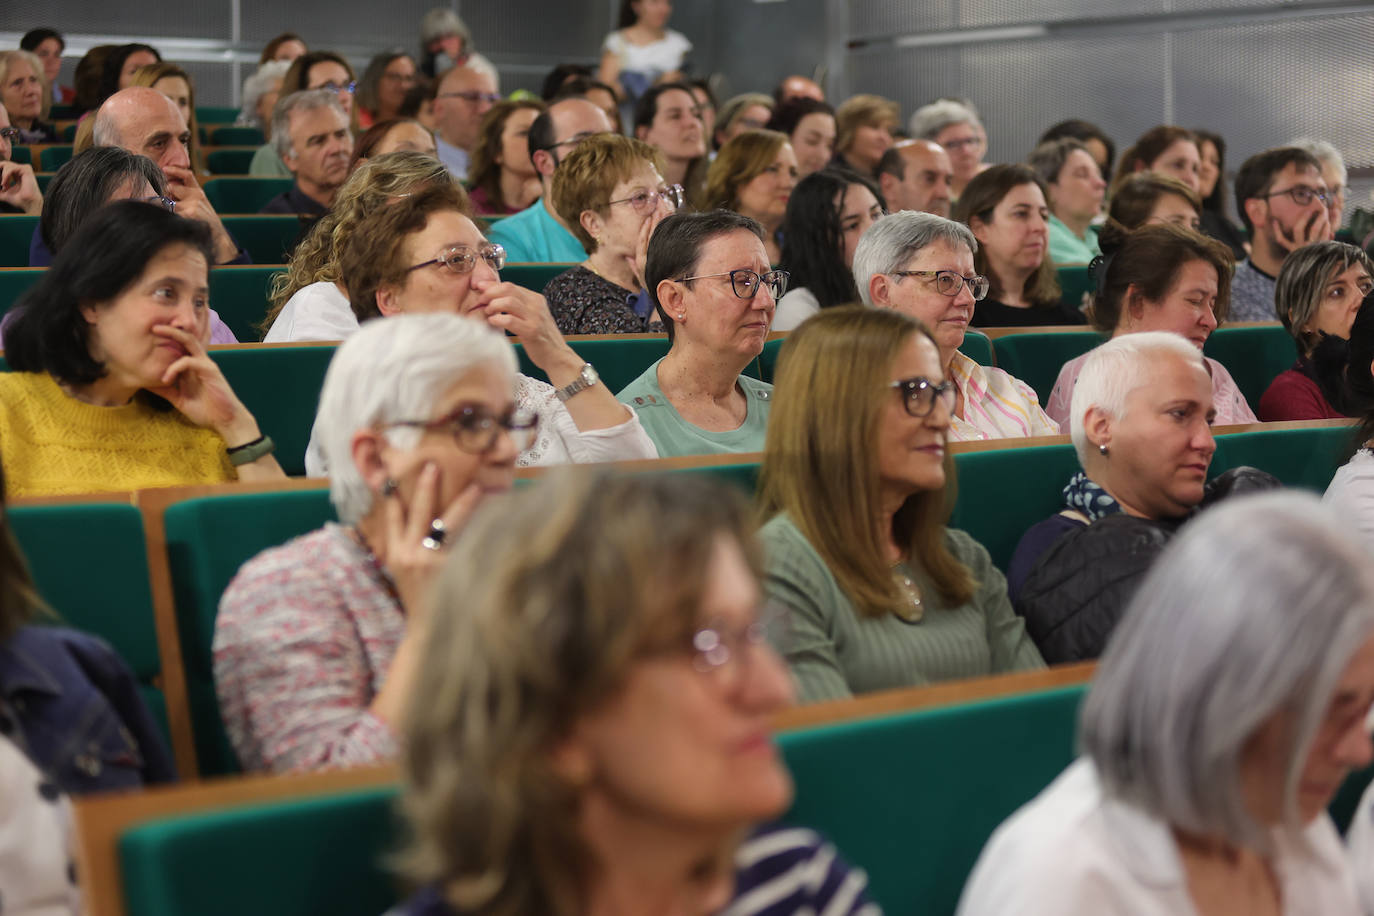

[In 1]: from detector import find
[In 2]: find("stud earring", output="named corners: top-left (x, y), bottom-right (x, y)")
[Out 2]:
top-left (381, 478), bottom-right (399, 497)
top-left (1098, 444), bottom-right (1109, 456)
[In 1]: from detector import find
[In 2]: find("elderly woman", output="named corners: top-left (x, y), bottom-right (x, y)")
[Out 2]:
top-left (758, 307), bottom-right (1044, 703)
top-left (834, 94), bottom-right (897, 179)
top-left (1029, 138), bottom-right (1106, 265)
top-left (955, 164), bottom-right (1086, 327)
top-left (0, 202), bottom-right (284, 496)
top-left (546, 133), bottom-right (678, 334)
top-left (712, 92), bottom-right (774, 150)
top-left (616, 210), bottom-right (782, 456)
top-left (773, 167), bottom-right (884, 332)
top-left (910, 99), bottom-right (986, 200)
top-left (465, 98), bottom-right (546, 216)
top-left (236, 60), bottom-right (290, 135)
top-left (1045, 222), bottom-right (1255, 428)
top-left (392, 469), bottom-right (877, 914)
top-left (334, 182), bottom-right (656, 467)
top-left (766, 96), bottom-right (836, 179)
top-left (703, 129), bottom-right (798, 264)
top-left (215, 314), bottom-right (528, 772)
top-left (0, 50), bottom-right (58, 143)
top-left (853, 210), bottom-right (1058, 440)
top-left (1291, 137), bottom-right (1347, 231)
top-left (1107, 172), bottom-right (1202, 232)
top-left (1260, 241), bottom-right (1374, 420)
top-left (349, 118), bottom-right (438, 168)
top-left (962, 493), bottom-right (1373, 915)
top-left (356, 51), bottom-right (418, 129)
top-left (1012, 332), bottom-right (1276, 663)
top-left (1114, 125), bottom-right (1202, 194)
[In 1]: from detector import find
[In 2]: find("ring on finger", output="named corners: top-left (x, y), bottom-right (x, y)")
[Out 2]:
top-left (420, 518), bottom-right (447, 551)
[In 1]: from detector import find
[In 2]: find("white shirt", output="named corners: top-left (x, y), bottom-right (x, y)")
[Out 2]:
top-left (0, 737), bottom-right (80, 916)
top-left (1324, 449), bottom-right (1374, 556)
top-left (958, 758), bottom-right (1361, 916)
top-left (435, 135), bottom-right (471, 181)
top-left (264, 281), bottom-right (359, 343)
top-left (601, 29), bottom-right (692, 78)
top-left (772, 287), bottom-right (820, 333)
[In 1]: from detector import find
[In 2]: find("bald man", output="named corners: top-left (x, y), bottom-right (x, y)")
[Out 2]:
top-left (774, 75), bottom-right (824, 106)
top-left (431, 64), bottom-right (498, 179)
top-left (877, 140), bottom-right (954, 218)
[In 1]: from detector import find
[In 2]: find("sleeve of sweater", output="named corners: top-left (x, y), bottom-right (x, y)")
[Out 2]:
top-left (950, 530), bottom-right (1046, 673)
top-left (1258, 369), bottom-right (1327, 422)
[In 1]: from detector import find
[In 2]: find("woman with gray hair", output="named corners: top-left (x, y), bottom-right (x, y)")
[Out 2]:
top-left (237, 60), bottom-right (291, 135)
top-left (909, 99), bottom-right (987, 200)
top-left (214, 313), bottom-right (531, 773)
top-left (1290, 137), bottom-right (1347, 230)
top-left (960, 491), bottom-right (1374, 915)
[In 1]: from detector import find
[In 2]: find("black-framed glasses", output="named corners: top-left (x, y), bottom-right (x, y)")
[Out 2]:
top-left (386, 404), bottom-right (539, 454)
top-left (685, 603), bottom-right (788, 689)
top-left (142, 195), bottom-right (176, 212)
top-left (1263, 185), bottom-right (1329, 207)
top-left (407, 242), bottom-right (506, 275)
top-left (439, 90), bottom-right (501, 105)
top-left (316, 81), bottom-right (356, 95)
top-left (680, 268), bottom-right (789, 300)
top-left (606, 183), bottom-right (684, 214)
top-left (890, 377), bottom-right (956, 418)
top-left (0, 127), bottom-right (20, 144)
top-left (891, 269), bottom-right (989, 301)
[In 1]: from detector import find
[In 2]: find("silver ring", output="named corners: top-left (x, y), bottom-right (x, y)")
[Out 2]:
top-left (420, 518), bottom-right (446, 551)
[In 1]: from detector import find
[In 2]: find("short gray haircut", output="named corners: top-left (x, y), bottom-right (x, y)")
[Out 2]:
top-left (908, 99), bottom-right (982, 142)
top-left (1067, 331), bottom-right (1204, 463)
top-left (421, 7), bottom-right (472, 46)
top-left (238, 60), bottom-right (291, 129)
top-left (315, 313), bottom-right (517, 524)
top-left (852, 211), bottom-right (978, 307)
top-left (272, 88), bottom-right (347, 161)
top-left (1080, 491), bottom-right (1374, 852)
top-left (1288, 137), bottom-right (1347, 188)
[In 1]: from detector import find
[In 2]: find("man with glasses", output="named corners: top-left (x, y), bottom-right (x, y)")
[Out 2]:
top-left (488, 97), bottom-right (614, 264)
top-left (854, 210), bottom-right (1059, 440)
top-left (432, 64), bottom-right (500, 180)
top-left (1231, 146), bottom-right (1334, 322)
top-left (0, 103), bottom-right (42, 215)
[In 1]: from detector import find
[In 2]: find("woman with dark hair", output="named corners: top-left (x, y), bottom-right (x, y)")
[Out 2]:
top-left (1113, 125), bottom-right (1201, 195)
top-left (356, 51), bottom-right (418, 129)
top-left (1323, 294), bottom-right (1374, 552)
top-left (1193, 128), bottom-right (1248, 260)
top-left (598, 0), bottom-right (692, 119)
top-left (465, 99), bottom-right (546, 216)
top-left (1037, 118), bottom-right (1115, 178)
top-left (632, 81), bottom-right (706, 199)
top-left (1107, 172), bottom-right (1202, 232)
top-left (766, 97), bottom-right (836, 179)
top-left (773, 168), bottom-right (884, 331)
top-left (96, 43), bottom-right (160, 106)
top-left (20, 27), bottom-right (70, 104)
top-left (0, 202), bottom-right (285, 495)
top-left (70, 45), bottom-right (113, 117)
top-left (349, 118), bottom-right (436, 170)
top-left (259, 33), bottom-right (307, 65)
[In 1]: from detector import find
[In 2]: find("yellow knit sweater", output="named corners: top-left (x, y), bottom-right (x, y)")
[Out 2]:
top-left (0, 373), bottom-right (237, 497)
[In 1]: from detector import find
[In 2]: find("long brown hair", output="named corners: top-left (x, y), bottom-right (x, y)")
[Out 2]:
top-left (467, 99), bottom-right (547, 213)
top-left (0, 463), bottom-right (47, 643)
top-left (758, 307), bottom-right (975, 615)
top-left (953, 164), bottom-right (1061, 310)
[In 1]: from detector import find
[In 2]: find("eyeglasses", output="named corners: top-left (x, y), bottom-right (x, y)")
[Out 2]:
top-left (439, 90), bottom-right (501, 105)
top-left (382, 72), bottom-right (418, 84)
top-left (407, 242), bottom-right (507, 275)
top-left (1263, 185), bottom-right (1329, 207)
top-left (680, 268), bottom-right (790, 300)
top-left (0, 127), bottom-right (19, 144)
top-left (386, 404), bottom-right (539, 454)
top-left (942, 136), bottom-right (984, 152)
top-left (891, 269), bottom-right (989, 300)
top-left (606, 183), bottom-right (684, 214)
top-left (890, 377), bottom-right (956, 418)
top-left (687, 604), bottom-right (788, 689)
top-left (315, 81), bottom-right (356, 95)
top-left (141, 195), bottom-right (176, 212)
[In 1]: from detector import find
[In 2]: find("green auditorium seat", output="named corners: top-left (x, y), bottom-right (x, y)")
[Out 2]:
top-left (209, 266), bottom-right (285, 342)
top-left (39, 145), bottom-right (73, 171)
top-left (50, 105), bottom-right (77, 120)
top-left (1202, 324), bottom-right (1297, 408)
top-left (1212, 422), bottom-right (1352, 492)
top-left (37, 172), bottom-right (54, 193)
top-left (779, 684), bottom-right (1086, 912)
top-left (206, 147), bottom-right (259, 175)
top-left (991, 330), bottom-right (1103, 406)
top-left (516, 335), bottom-right (671, 393)
top-left (0, 267), bottom-right (42, 317)
top-left (205, 178), bottom-right (296, 214)
top-left (1056, 263), bottom-right (1094, 312)
top-left (8, 503), bottom-right (172, 745)
top-left (502, 262), bottom-right (576, 294)
top-left (162, 488), bottom-right (335, 774)
top-left (221, 215), bottom-right (310, 264)
top-left (196, 106), bottom-right (241, 125)
top-left (0, 215), bottom-right (38, 266)
top-left (209, 346), bottom-right (338, 476)
top-left (60, 123), bottom-right (77, 142)
top-left (950, 442), bottom-right (1082, 572)
top-left (9, 146), bottom-right (31, 165)
top-left (210, 126), bottom-right (265, 146)
top-left (959, 329), bottom-right (995, 367)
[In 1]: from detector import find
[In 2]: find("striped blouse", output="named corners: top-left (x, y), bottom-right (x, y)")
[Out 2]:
top-left (947, 352), bottom-right (1060, 442)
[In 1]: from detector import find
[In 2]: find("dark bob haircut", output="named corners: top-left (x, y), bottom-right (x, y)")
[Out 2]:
top-left (40, 147), bottom-right (166, 255)
top-left (645, 209), bottom-right (764, 343)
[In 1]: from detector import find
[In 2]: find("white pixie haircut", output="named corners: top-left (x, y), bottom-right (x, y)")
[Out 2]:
top-left (315, 313), bottom-right (517, 524)
top-left (1067, 331), bottom-right (1204, 464)
top-left (851, 211), bottom-right (978, 307)
top-left (1080, 491), bottom-right (1374, 852)
top-left (908, 99), bottom-right (982, 142)
top-left (1288, 137), bottom-right (1347, 189)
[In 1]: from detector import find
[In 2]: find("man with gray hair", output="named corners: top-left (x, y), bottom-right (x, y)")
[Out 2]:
top-left (1289, 137), bottom-right (1348, 230)
top-left (259, 89), bottom-right (353, 222)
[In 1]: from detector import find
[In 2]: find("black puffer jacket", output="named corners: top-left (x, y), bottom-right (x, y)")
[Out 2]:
top-left (1014, 466), bottom-right (1280, 663)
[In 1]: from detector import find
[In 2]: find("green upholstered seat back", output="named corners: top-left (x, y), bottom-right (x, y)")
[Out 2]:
top-left (1211, 423), bottom-right (1352, 491)
top-left (163, 488), bottom-right (335, 775)
top-left (519, 336), bottom-right (672, 394)
top-left (501, 262), bottom-right (577, 295)
top-left (209, 126), bottom-right (265, 146)
top-left (196, 106), bottom-right (241, 124)
top-left (1056, 264), bottom-right (1094, 311)
top-left (991, 331), bottom-right (1103, 407)
top-left (220, 216), bottom-right (311, 265)
top-left (39, 145), bottom-right (73, 171)
top-left (204, 178), bottom-right (296, 215)
top-left (208, 266), bottom-right (286, 343)
top-left (0, 215), bottom-right (39, 267)
top-left (209, 345), bottom-right (337, 476)
top-left (205, 147), bottom-right (259, 175)
top-left (8, 146), bottom-right (31, 165)
top-left (1202, 324), bottom-right (1298, 408)
top-left (959, 330), bottom-right (995, 368)
top-left (0, 267), bottom-right (42, 318)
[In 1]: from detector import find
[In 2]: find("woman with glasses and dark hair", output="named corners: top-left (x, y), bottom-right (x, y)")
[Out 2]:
top-left (252, 51), bottom-right (360, 176)
top-left (616, 210), bottom-right (783, 456)
top-left (758, 306), bottom-right (1044, 702)
top-left (356, 51), bottom-right (418, 129)
top-left (547, 133), bottom-right (678, 333)
top-left (465, 98), bottom-right (546, 216)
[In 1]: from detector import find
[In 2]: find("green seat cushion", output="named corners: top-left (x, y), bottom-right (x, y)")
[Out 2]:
top-left (0, 267), bottom-right (42, 318)
top-left (501, 262), bottom-right (576, 294)
top-left (1202, 324), bottom-right (1297, 408)
top-left (991, 331), bottom-right (1103, 406)
top-left (221, 216), bottom-right (311, 265)
top-left (206, 148), bottom-right (259, 175)
top-left (205, 179), bottom-right (296, 215)
top-left (209, 346), bottom-right (337, 476)
top-left (1212, 423), bottom-right (1352, 491)
top-left (950, 443), bottom-right (1082, 572)
top-left (9, 146), bottom-right (31, 165)
top-left (209, 266), bottom-right (285, 342)
top-left (196, 106), bottom-right (241, 125)
top-left (515, 336), bottom-right (671, 394)
top-left (1056, 264), bottom-right (1094, 311)
top-left (210, 126), bottom-right (265, 146)
top-left (0, 215), bottom-right (39, 267)
top-left (39, 146), bottom-right (73, 171)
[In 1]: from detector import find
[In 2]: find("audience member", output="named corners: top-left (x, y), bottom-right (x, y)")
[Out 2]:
top-left (617, 210), bottom-right (781, 456)
top-left (1231, 146), bottom-right (1334, 322)
top-left (598, 0), bottom-right (693, 121)
top-left (539, 62), bottom-right (591, 100)
top-left (632, 81), bottom-right (706, 200)
top-left (431, 64), bottom-right (499, 180)
top-left (349, 117), bottom-right (436, 169)
top-left (0, 51), bottom-right (57, 143)
top-left (1192, 128), bottom-right (1248, 258)
top-left (687, 77), bottom-right (716, 140)
top-left (215, 314), bottom-right (525, 773)
top-left (129, 62), bottom-right (207, 176)
top-left (876, 139), bottom-right (953, 217)
top-left (833, 93), bottom-right (897, 178)
top-left (1030, 138), bottom-right (1106, 265)
top-left (765, 97), bottom-right (835, 178)
top-left (488, 97), bottom-right (614, 262)
top-left (909, 99), bottom-right (986, 199)
top-left (259, 90), bottom-right (353, 226)
top-left (712, 92), bottom-right (774, 151)
top-left (553, 75), bottom-right (621, 133)
top-left (962, 492), bottom-right (1371, 914)
top-left (33, 147), bottom-right (161, 256)
top-left (356, 51), bottom-right (418, 129)
top-left (97, 43), bottom-right (161, 107)
top-left (1115, 125), bottom-right (1200, 193)
top-left (1037, 118), bottom-right (1114, 177)
top-left (703, 129), bottom-right (797, 264)
top-left (259, 33), bottom-right (307, 65)
top-left (774, 74), bottom-right (825, 105)
top-left (0, 202), bottom-right (284, 496)
top-left (465, 98), bottom-right (545, 215)
top-left (398, 77), bottom-right (438, 132)
top-left (1107, 172), bottom-right (1201, 231)
top-left (955, 164), bottom-right (1082, 326)
top-left (0, 104), bottom-right (43, 215)
top-left (69, 45), bottom-right (113, 117)
top-left (773, 168), bottom-right (883, 331)
top-left (19, 28), bottom-right (69, 104)
top-left (391, 468), bottom-right (876, 916)
top-left (251, 51), bottom-right (359, 177)
top-left (855, 211), bottom-right (1060, 440)
top-left (419, 8), bottom-right (493, 80)
top-left (236, 60), bottom-right (290, 135)
top-left (1323, 295), bottom-right (1374, 553)
top-left (758, 306), bottom-right (1044, 702)
top-left (1046, 221), bottom-right (1252, 427)
top-left (1290, 136), bottom-right (1348, 230)
top-left (546, 133), bottom-right (678, 333)
top-left (1261, 241), bottom-right (1374, 420)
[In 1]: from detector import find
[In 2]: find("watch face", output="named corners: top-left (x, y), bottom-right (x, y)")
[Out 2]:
top-left (582, 364), bottom-right (600, 386)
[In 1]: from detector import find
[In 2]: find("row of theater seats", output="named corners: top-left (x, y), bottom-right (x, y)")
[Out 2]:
top-left (10, 143), bottom-right (272, 187)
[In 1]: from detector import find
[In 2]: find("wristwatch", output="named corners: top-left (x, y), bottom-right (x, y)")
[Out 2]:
top-left (555, 363), bottom-right (600, 402)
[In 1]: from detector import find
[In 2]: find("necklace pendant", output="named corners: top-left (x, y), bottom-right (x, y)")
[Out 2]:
top-left (894, 571), bottom-right (924, 623)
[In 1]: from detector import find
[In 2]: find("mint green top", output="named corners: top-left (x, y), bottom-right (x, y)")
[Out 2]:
top-left (616, 357), bottom-right (772, 457)
top-left (758, 513), bottom-right (1045, 703)
top-left (1048, 214), bottom-right (1100, 266)
top-left (249, 142), bottom-right (291, 177)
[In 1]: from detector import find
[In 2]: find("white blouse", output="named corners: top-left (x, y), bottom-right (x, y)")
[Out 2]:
top-left (263, 281), bottom-right (359, 343)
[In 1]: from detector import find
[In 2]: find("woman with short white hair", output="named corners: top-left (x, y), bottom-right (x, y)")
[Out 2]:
top-left (961, 491), bottom-right (1374, 915)
top-left (215, 313), bottom-right (531, 773)
top-left (237, 60), bottom-right (291, 135)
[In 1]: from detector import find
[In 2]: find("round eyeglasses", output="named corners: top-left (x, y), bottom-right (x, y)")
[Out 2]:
top-left (407, 242), bottom-right (507, 276)
top-left (386, 404), bottom-right (539, 454)
top-left (680, 268), bottom-right (789, 300)
top-left (891, 269), bottom-right (989, 301)
top-left (606, 183), bottom-right (685, 214)
top-left (890, 377), bottom-right (956, 418)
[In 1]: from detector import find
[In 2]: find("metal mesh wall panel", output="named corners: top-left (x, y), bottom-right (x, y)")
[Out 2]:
top-left (8, 0), bottom-right (231, 39)
top-left (239, 0), bottom-right (423, 47)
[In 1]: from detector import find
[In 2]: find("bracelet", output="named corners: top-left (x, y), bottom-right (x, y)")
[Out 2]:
top-left (226, 434), bottom-right (276, 466)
